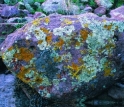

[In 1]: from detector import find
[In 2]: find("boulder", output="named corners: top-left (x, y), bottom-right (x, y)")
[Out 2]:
top-left (1, 13), bottom-right (124, 101)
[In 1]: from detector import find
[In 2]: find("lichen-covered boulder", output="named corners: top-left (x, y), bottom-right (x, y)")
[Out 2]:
top-left (1, 13), bottom-right (124, 101)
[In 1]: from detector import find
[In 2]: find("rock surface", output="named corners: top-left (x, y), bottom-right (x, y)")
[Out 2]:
top-left (1, 13), bottom-right (124, 101)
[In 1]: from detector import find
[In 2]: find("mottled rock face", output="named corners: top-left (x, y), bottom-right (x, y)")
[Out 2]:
top-left (1, 13), bottom-right (124, 99)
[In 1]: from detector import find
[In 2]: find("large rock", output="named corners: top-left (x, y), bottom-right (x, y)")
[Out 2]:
top-left (1, 13), bottom-right (124, 101)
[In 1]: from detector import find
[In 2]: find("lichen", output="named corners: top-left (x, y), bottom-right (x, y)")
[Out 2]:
top-left (14, 47), bottom-right (34, 62)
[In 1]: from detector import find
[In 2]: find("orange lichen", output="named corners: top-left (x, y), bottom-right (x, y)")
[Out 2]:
top-left (38, 40), bottom-right (43, 44)
top-left (35, 30), bottom-right (40, 35)
top-left (78, 57), bottom-right (84, 64)
top-left (14, 47), bottom-right (34, 62)
top-left (80, 29), bottom-right (89, 41)
top-left (46, 34), bottom-right (52, 44)
top-left (75, 41), bottom-right (80, 47)
top-left (8, 46), bottom-right (13, 51)
top-left (104, 24), bottom-right (112, 30)
top-left (17, 66), bottom-right (30, 83)
top-left (55, 38), bottom-right (64, 50)
top-left (40, 28), bottom-right (49, 34)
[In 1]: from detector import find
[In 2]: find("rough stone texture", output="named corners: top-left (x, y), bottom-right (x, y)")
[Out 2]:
top-left (0, 74), bottom-right (16, 107)
top-left (1, 13), bottom-right (124, 101)
top-left (95, 0), bottom-right (113, 8)
top-left (110, 6), bottom-right (124, 20)
top-left (0, 6), bottom-right (20, 18)
top-left (41, 0), bottom-right (68, 13)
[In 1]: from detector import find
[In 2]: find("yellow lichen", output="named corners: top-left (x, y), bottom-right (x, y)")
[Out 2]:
top-left (84, 23), bottom-right (89, 28)
top-left (14, 47), bottom-right (34, 62)
top-left (32, 19), bottom-right (41, 26)
top-left (68, 62), bottom-right (84, 78)
top-left (63, 19), bottom-right (73, 25)
top-left (44, 17), bottom-right (50, 24)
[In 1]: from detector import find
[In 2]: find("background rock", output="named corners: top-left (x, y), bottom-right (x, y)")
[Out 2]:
top-left (0, 6), bottom-right (20, 18)
top-left (110, 6), bottom-right (124, 20)
top-left (41, 0), bottom-right (68, 13)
